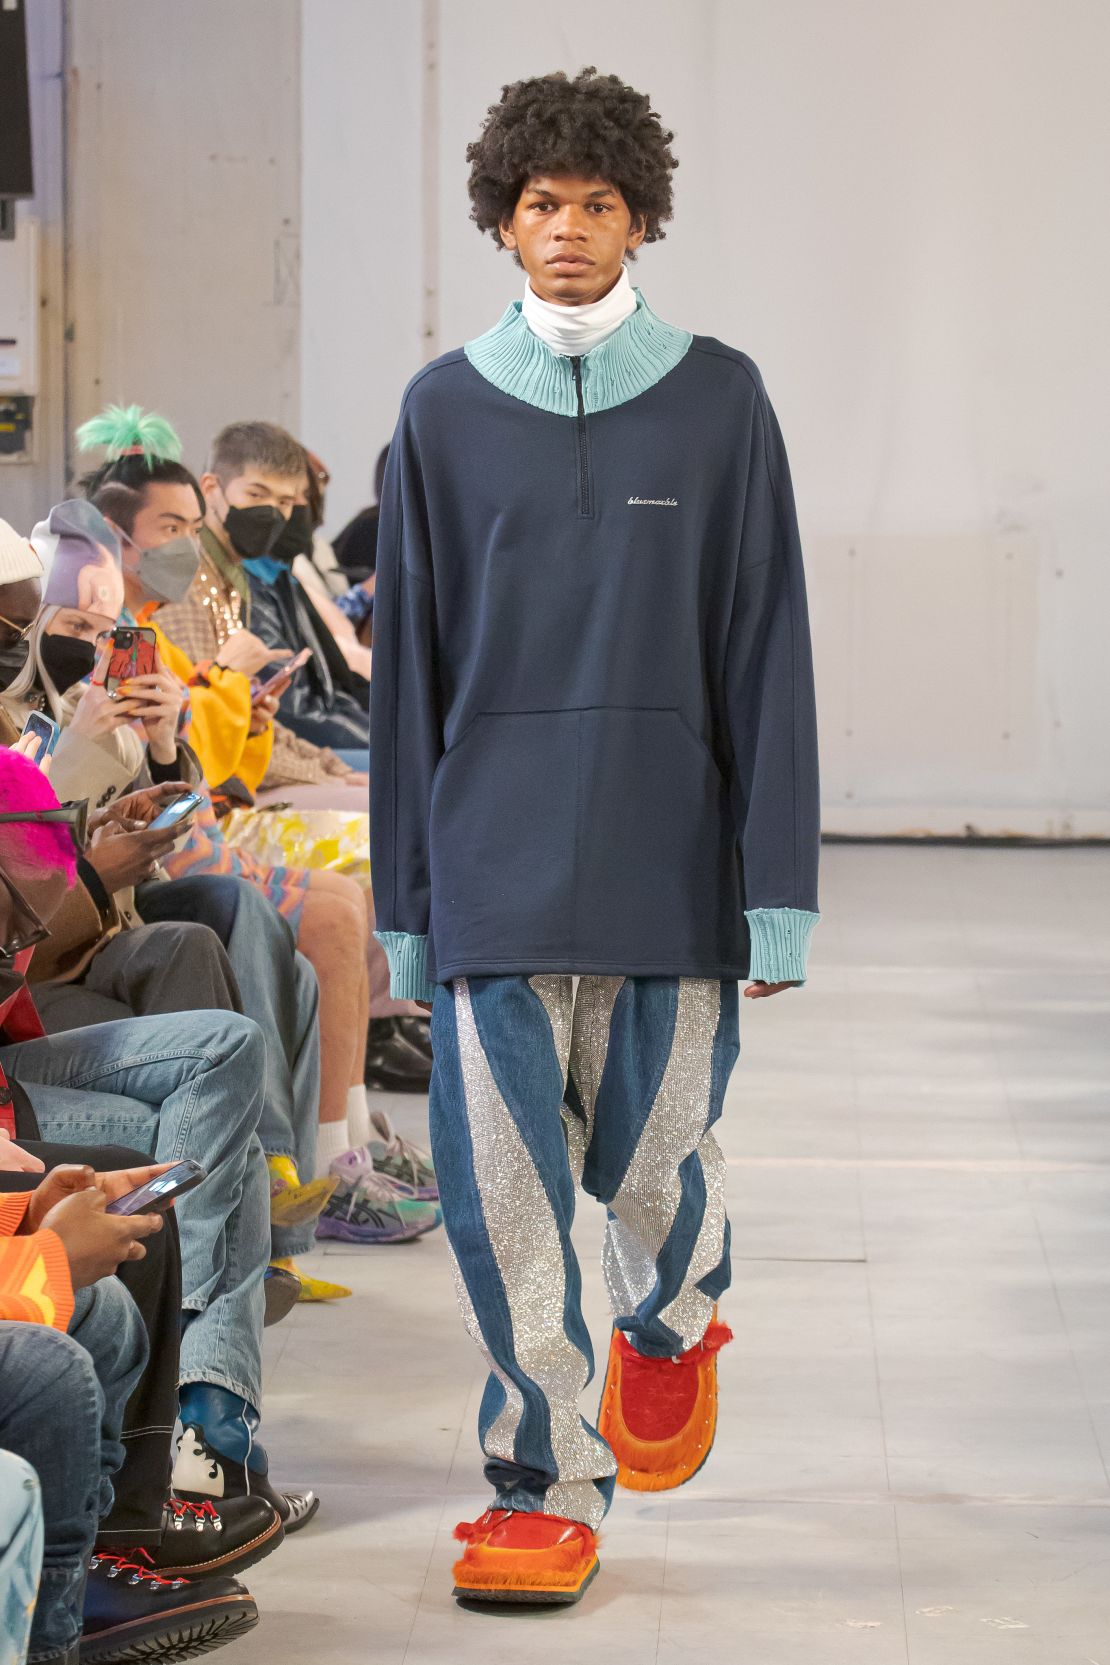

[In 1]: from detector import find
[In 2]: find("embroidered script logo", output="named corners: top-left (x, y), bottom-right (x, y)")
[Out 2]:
top-left (627, 495), bottom-right (678, 507)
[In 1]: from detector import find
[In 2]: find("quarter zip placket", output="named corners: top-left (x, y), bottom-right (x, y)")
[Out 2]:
top-left (569, 356), bottom-right (594, 519)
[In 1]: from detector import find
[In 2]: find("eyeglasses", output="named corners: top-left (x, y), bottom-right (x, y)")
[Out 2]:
top-left (0, 800), bottom-right (89, 854)
top-left (0, 866), bottom-right (49, 960)
top-left (0, 613), bottom-right (35, 643)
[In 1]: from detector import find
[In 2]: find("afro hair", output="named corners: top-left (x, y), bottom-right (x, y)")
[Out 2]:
top-left (466, 67), bottom-right (678, 256)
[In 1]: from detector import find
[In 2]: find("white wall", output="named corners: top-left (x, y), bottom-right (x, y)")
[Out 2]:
top-left (66, 0), bottom-right (302, 481)
top-left (302, 0), bottom-right (1110, 834)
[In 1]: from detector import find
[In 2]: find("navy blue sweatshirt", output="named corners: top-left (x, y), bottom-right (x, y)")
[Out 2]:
top-left (370, 293), bottom-right (820, 999)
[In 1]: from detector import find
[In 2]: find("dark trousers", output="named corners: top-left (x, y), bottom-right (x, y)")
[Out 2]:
top-left (0, 1141), bottom-right (181, 1547)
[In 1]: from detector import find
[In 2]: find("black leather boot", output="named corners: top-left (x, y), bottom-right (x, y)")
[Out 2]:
top-left (364, 1018), bottom-right (432, 1092)
top-left (106, 1495), bottom-right (285, 1582)
top-left (81, 1552), bottom-right (257, 1661)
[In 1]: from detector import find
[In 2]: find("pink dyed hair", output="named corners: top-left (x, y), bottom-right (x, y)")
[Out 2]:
top-left (0, 747), bottom-right (77, 886)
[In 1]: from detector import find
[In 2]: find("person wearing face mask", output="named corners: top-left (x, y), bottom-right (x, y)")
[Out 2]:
top-left (0, 500), bottom-right (199, 813)
top-left (280, 452), bottom-right (373, 685)
top-left (157, 421), bottom-right (369, 759)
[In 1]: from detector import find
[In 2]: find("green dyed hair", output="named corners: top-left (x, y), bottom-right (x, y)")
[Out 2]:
top-left (75, 404), bottom-right (183, 468)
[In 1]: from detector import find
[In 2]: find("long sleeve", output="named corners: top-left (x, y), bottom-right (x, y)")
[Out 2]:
top-left (369, 410), bottom-right (443, 1001)
top-left (725, 377), bottom-right (821, 983)
top-left (0, 1193), bottom-right (75, 1331)
top-left (153, 627), bottom-right (274, 794)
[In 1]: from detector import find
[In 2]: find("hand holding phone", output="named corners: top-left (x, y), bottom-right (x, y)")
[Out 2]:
top-left (252, 646), bottom-right (312, 703)
top-left (18, 711), bottom-right (60, 766)
top-left (145, 790), bottom-right (205, 834)
top-left (93, 626), bottom-right (159, 696)
top-left (106, 1159), bottom-right (207, 1216)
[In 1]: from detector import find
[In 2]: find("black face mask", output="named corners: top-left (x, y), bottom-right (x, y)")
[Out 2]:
top-left (0, 638), bottom-right (30, 690)
top-left (222, 503), bottom-right (284, 560)
top-left (268, 504), bottom-right (314, 566)
top-left (40, 632), bottom-right (96, 694)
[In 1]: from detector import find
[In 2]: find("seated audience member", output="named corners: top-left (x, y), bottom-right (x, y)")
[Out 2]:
top-left (0, 749), bottom-right (319, 1531)
top-left (158, 420), bottom-right (370, 758)
top-left (0, 501), bottom-right (336, 1282)
top-left (331, 444), bottom-right (389, 581)
top-left (283, 451), bottom-right (374, 682)
top-left (75, 410), bottom-right (437, 1184)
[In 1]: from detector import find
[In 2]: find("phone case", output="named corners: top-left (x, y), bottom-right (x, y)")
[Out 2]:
top-left (98, 628), bottom-right (158, 694)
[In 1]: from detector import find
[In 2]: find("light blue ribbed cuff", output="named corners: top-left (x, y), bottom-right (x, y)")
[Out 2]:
top-left (745, 907), bottom-right (820, 985)
top-left (373, 931), bottom-right (437, 1003)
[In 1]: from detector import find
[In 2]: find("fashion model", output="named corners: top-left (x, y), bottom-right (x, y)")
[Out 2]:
top-left (370, 66), bottom-right (821, 1606)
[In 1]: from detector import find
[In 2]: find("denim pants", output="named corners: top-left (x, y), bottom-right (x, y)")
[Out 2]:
top-left (430, 974), bottom-right (739, 1531)
top-left (137, 876), bottom-right (323, 1256)
top-left (0, 1277), bottom-right (148, 1659)
top-left (0, 1450), bottom-right (42, 1665)
top-left (1, 1011), bottom-right (269, 1411)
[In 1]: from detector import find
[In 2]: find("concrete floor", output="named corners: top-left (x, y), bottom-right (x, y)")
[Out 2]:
top-left (236, 843), bottom-right (1110, 1664)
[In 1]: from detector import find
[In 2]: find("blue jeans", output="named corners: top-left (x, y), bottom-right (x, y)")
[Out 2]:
top-left (0, 1278), bottom-right (147, 1659)
top-left (430, 974), bottom-right (739, 1530)
top-left (2, 1011), bottom-right (269, 1410)
top-left (0, 1450), bottom-right (42, 1665)
top-left (137, 876), bottom-right (323, 1256)
top-left (332, 747), bottom-right (369, 773)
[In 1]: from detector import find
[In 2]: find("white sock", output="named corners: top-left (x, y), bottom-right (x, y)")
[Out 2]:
top-left (346, 1085), bottom-right (372, 1148)
top-left (316, 1117), bottom-right (351, 1172)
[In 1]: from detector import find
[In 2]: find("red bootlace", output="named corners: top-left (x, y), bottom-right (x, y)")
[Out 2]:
top-left (167, 1497), bottom-right (220, 1528)
top-left (89, 1549), bottom-right (187, 1589)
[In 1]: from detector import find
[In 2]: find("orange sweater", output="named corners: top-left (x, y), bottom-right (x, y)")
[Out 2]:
top-left (0, 1192), bottom-right (74, 1331)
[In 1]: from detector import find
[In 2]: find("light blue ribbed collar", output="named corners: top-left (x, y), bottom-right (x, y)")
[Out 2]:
top-left (464, 290), bottom-right (692, 417)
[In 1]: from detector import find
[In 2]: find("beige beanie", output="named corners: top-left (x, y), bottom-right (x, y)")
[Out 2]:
top-left (0, 518), bottom-right (43, 586)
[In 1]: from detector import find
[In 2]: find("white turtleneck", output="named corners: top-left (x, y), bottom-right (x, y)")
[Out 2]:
top-left (521, 265), bottom-right (637, 357)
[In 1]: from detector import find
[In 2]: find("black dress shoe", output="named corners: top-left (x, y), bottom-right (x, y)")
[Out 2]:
top-left (364, 1019), bottom-right (432, 1093)
top-left (81, 1553), bottom-right (257, 1661)
top-left (137, 1495), bottom-right (284, 1581)
top-left (395, 1015), bottom-right (433, 1062)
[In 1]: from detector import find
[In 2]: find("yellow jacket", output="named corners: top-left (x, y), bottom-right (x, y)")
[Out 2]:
top-left (149, 619), bottom-right (273, 793)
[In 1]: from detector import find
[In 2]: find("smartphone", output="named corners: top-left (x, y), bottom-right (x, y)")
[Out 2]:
top-left (105, 1158), bottom-right (208, 1216)
top-left (252, 646), bottom-right (312, 702)
top-left (19, 710), bottom-right (60, 764)
top-left (145, 790), bottom-right (206, 834)
top-left (93, 626), bottom-right (158, 695)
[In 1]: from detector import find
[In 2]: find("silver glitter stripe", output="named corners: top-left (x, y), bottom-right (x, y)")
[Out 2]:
top-left (528, 975), bottom-right (574, 1078)
top-left (453, 979), bottom-right (616, 1528)
top-left (446, 1241), bottom-right (523, 1462)
top-left (567, 976), bottom-right (625, 1150)
top-left (601, 978), bottom-right (721, 1323)
top-left (655, 1129), bottom-right (728, 1349)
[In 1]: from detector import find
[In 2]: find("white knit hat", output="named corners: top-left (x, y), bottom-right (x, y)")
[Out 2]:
top-left (0, 517), bottom-right (43, 586)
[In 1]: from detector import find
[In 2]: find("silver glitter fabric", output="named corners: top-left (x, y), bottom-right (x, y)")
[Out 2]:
top-left (567, 976), bottom-right (625, 1152)
top-left (446, 1240), bottom-right (524, 1462)
top-left (453, 979), bottom-right (615, 1530)
top-left (598, 978), bottom-right (723, 1350)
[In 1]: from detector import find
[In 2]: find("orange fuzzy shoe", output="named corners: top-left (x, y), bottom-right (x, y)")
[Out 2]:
top-left (452, 1508), bottom-right (600, 1606)
top-left (598, 1316), bottom-right (733, 1492)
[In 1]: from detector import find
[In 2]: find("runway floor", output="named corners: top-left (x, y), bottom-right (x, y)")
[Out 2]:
top-left (235, 842), bottom-right (1110, 1663)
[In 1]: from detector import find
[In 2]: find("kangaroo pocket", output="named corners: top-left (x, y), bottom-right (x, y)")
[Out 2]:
top-left (428, 707), bottom-right (743, 973)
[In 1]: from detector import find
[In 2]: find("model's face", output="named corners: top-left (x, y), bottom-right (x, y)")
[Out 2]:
top-left (500, 173), bottom-right (645, 306)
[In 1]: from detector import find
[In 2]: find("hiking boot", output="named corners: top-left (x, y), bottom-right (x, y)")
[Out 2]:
top-left (123, 1496), bottom-right (284, 1581)
top-left (80, 1553), bottom-right (256, 1661)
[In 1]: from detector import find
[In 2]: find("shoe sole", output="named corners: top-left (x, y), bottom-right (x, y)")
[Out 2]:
top-left (315, 1213), bottom-right (441, 1245)
top-left (453, 1557), bottom-right (600, 1607)
top-left (80, 1594), bottom-right (258, 1662)
top-left (264, 1272), bottom-right (300, 1328)
top-left (151, 1511), bottom-right (285, 1581)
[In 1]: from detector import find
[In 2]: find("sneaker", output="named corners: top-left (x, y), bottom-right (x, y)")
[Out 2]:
top-left (270, 1254), bottom-right (352, 1302)
top-left (316, 1153), bottom-right (442, 1244)
top-left (452, 1508), bottom-right (600, 1606)
top-left (366, 1106), bottom-right (438, 1199)
top-left (597, 1315), bottom-right (733, 1492)
top-left (172, 1424), bottom-right (320, 1535)
top-left (267, 1153), bottom-right (338, 1228)
top-left (81, 1553), bottom-right (256, 1661)
top-left (121, 1496), bottom-right (285, 1581)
